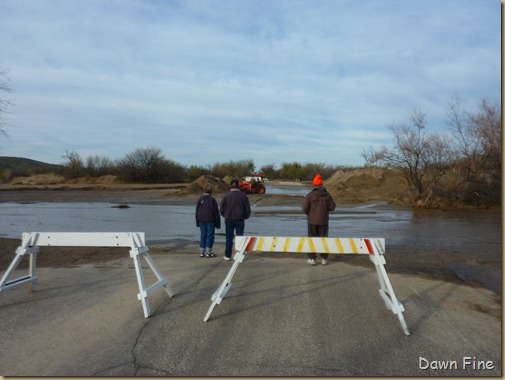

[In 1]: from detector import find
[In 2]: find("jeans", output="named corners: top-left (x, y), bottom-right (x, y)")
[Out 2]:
top-left (199, 222), bottom-right (216, 251)
top-left (224, 219), bottom-right (245, 258)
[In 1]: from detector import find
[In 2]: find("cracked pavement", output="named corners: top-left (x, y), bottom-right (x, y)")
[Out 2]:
top-left (0, 242), bottom-right (501, 376)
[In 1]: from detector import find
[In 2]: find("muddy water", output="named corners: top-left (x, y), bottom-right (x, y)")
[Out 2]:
top-left (0, 202), bottom-right (415, 243)
top-left (0, 189), bottom-right (501, 294)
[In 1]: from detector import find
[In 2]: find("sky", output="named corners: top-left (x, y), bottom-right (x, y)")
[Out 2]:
top-left (0, 0), bottom-right (500, 170)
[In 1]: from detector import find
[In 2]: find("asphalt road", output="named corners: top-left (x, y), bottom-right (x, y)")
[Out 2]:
top-left (0, 242), bottom-right (501, 376)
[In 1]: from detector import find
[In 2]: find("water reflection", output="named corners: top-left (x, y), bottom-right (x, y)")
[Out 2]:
top-left (265, 185), bottom-right (311, 195)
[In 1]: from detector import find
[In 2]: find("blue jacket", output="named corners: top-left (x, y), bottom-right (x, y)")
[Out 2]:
top-left (195, 194), bottom-right (221, 228)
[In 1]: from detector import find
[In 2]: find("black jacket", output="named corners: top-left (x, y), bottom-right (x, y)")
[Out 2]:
top-left (195, 194), bottom-right (221, 228)
top-left (220, 189), bottom-right (251, 221)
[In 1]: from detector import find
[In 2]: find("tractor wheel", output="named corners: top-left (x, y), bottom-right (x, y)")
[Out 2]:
top-left (257, 185), bottom-right (266, 194)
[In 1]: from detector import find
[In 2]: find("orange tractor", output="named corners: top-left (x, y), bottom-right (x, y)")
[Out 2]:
top-left (238, 174), bottom-right (267, 194)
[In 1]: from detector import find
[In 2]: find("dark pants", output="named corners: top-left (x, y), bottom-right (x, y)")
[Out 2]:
top-left (224, 219), bottom-right (245, 258)
top-left (307, 224), bottom-right (329, 260)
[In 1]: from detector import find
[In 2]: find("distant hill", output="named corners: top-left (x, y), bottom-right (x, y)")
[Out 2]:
top-left (0, 156), bottom-right (64, 177)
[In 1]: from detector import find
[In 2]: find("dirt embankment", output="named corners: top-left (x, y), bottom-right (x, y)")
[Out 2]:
top-left (3, 168), bottom-right (479, 208)
top-left (324, 167), bottom-right (407, 203)
top-left (0, 169), bottom-right (411, 208)
top-left (181, 175), bottom-right (230, 194)
top-left (4, 168), bottom-right (404, 199)
top-left (4, 174), bottom-right (186, 192)
top-left (4, 174), bottom-right (229, 193)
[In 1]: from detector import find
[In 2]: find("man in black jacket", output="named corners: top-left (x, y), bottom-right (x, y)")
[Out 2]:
top-left (220, 178), bottom-right (251, 261)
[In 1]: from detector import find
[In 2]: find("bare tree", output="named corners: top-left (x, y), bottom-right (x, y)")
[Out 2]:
top-left (116, 146), bottom-right (186, 183)
top-left (62, 150), bottom-right (86, 179)
top-left (0, 68), bottom-right (12, 139)
top-left (85, 155), bottom-right (116, 177)
top-left (362, 108), bottom-right (453, 204)
top-left (447, 95), bottom-right (501, 204)
top-left (117, 146), bottom-right (166, 183)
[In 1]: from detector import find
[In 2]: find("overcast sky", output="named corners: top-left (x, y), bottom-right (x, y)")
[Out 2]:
top-left (0, 0), bottom-right (500, 169)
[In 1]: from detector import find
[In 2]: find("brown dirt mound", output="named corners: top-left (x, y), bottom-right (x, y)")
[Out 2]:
top-left (327, 167), bottom-right (386, 185)
top-left (183, 175), bottom-right (230, 194)
top-left (325, 167), bottom-right (408, 203)
top-left (65, 175), bottom-right (118, 184)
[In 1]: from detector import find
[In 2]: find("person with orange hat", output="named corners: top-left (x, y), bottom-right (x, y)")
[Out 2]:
top-left (302, 173), bottom-right (336, 265)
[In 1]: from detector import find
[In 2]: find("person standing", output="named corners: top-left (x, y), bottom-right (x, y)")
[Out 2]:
top-left (195, 183), bottom-right (221, 258)
top-left (302, 173), bottom-right (336, 266)
top-left (220, 178), bottom-right (251, 261)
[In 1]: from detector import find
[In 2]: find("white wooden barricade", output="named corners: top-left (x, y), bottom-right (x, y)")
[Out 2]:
top-left (0, 232), bottom-right (174, 318)
top-left (204, 236), bottom-right (410, 336)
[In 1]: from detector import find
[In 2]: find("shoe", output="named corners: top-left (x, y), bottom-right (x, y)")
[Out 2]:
top-left (321, 258), bottom-right (328, 266)
top-left (223, 256), bottom-right (232, 261)
top-left (200, 252), bottom-right (205, 258)
top-left (206, 252), bottom-right (217, 258)
top-left (307, 259), bottom-right (316, 266)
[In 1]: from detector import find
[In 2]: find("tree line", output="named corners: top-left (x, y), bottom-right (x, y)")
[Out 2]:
top-left (61, 147), bottom-right (344, 184)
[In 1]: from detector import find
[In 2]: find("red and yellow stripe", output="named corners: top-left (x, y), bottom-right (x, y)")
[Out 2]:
top-left (240, 236), bottom-right (384, 255)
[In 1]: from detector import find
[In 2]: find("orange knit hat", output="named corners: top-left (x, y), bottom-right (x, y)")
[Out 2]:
top-left (312, 173), bottom-right (323, 186)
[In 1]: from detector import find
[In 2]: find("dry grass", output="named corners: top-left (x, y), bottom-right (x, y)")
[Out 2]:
top-left (10, 174), bottom-right (66, 185)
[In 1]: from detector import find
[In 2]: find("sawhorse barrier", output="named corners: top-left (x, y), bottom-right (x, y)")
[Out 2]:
top-left (204, 236), bottom-right (410, 336)
top-left (0, 232), bottom-right (174, 318)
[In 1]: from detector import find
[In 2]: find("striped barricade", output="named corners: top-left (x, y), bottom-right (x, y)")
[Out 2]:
top-left (204, 236), bottom-right (409, 336)
top-left (243, 236), bottom-right (384, 255)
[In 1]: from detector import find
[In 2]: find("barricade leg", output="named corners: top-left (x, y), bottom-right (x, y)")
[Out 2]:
top-left (0, 237), bottom-right (39, 293)
top-left (204, 239), bottom-right (249, 322)
top-left (129, 244), bottom-right (174, 319)
top-left (142, 253), bottom-right (174, 298)
top-left (369, 254), bottom-right (410, 336)
top-left (131, 250), bottom-right (151, 318)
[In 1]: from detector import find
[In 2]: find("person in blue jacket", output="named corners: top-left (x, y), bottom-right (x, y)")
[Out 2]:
top-left (195, 183), bottom-right (221, 258)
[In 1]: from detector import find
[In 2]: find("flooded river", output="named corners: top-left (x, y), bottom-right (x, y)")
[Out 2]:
top-left (0, 201), bottom-right (413, 243)
top-left (0, 186), bottom-right (501, 293)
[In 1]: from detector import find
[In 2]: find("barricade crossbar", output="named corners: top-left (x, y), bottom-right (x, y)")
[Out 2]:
top-left (243, 236), bottom-right (385, 255)
top-left (204, 236), bottom-right (410, 336)
top-left (0, 232), bottom-right (174, 318)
